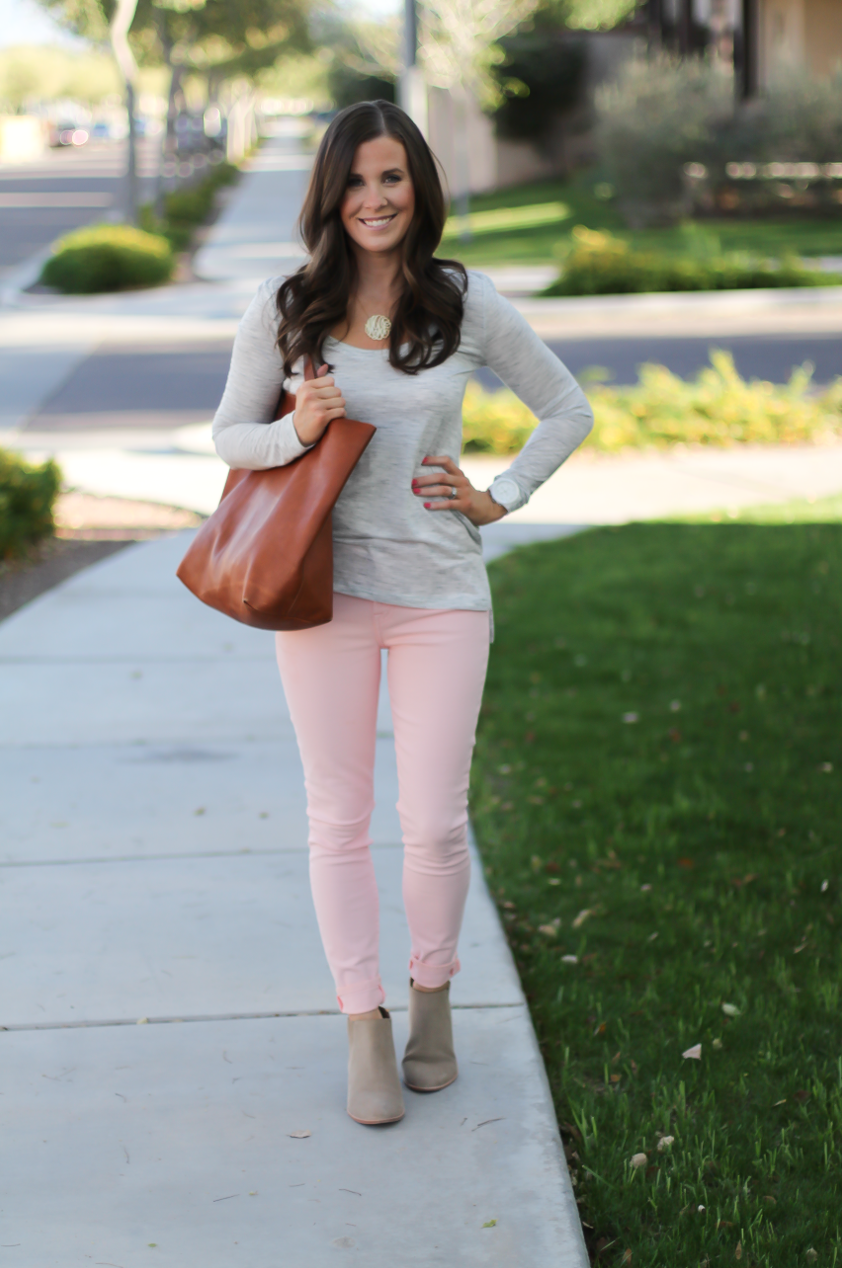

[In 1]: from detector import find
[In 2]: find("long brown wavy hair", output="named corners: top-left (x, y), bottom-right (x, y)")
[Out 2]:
top-left (276, 100), bottom-right (467, 377)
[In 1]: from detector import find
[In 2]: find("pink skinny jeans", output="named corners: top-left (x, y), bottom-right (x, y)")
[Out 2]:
top-left (275, 592), bottom-right (490, 1015)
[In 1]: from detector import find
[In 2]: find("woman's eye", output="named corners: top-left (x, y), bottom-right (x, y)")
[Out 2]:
top-left (347, 176), bottom-right (363, 187)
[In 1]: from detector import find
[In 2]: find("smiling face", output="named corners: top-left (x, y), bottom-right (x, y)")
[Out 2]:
top-left (340, 134), bottom-right (416, 258)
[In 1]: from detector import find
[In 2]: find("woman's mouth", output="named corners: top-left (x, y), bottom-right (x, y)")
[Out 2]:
top-left (358, 214), bottom-right (396, 229)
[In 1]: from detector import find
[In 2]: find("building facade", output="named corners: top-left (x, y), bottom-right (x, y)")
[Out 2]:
top-left (649, 0), bottom-right (842, 93)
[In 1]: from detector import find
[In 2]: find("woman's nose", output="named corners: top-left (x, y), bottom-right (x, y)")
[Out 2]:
top-left (362, 185), bottom-right (387, 208)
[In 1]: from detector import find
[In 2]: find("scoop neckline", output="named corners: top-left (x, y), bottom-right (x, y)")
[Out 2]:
top-left (324, 336), bottom-right (391, 355)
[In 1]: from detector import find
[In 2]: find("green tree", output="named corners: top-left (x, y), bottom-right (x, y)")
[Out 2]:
top-left (36, 0), bottom-right (312, 212)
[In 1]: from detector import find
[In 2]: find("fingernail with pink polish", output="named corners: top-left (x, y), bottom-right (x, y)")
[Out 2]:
top-left (424, 503), bottom-right (431, 509)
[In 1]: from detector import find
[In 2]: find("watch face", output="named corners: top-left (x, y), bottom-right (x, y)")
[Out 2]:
top-left (492, 479), bottom-right (519, 508)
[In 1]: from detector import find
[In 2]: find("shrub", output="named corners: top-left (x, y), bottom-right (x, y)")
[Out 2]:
top-left (164, 161), bottom-right (238, 227)
top-left (139, 161), bottom-right (239, 251)
top-left (462, 380), bottom-right (539, 454)
top-left (461, 351), bottom-right (842, 456)
top-left (40, 224), bottom-right (173, 294)
top-left (594, 54), bottom-right (734, 226)
top-left (595, 56), bottom-right (842, 224)
top-left (543, 226), bottom-right (831, 296)
top-left (0, 448), bottom-right (61, 560)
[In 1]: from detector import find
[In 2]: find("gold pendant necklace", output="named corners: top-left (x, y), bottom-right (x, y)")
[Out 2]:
top-left (357, 294), bottom-right (393, 342)
top-left (364, 313), bottom-right (392, 341)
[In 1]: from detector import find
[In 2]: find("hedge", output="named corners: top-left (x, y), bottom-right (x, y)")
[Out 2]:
top-left (0, 448), bottom-right (61, 560)
top-left (461, 351), bottom-right (842, 456)
top-left (40, 224), bottom-right (173, 294)
top-left (139, 160), bottom-right (239, 251)
top-left (543, 226), bottom-right (831, 297)
top-left (595, 56), bottom-right (842, 224)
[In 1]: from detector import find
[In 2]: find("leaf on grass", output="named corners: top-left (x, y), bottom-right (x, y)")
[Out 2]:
top-left (773, 1098), bottom-right (786, 1106)
top-left (561, 1121), bottom-right (583, 1142)
top-left (648, 932), bottom-right (659, 941)
top-left (640, 883), bottom-right (652, 892)
top-left (538, 923), bottom-right (559, 937)
top-left (573, 908), bottom-right (593, 928)
top-left (721, 1002), bottom-right (740, 1016)
top-left (630, 1153), bottom-right (648, 1168)
top-left (621, 1251), bottom-right (632, 1265)
top-left (763, 1195), bottom-right (777, 1204)
top-left (288, 1129), bottom-right (311, 1139)
top-left (793, 1089), bottom-right (811, 1104)
top-left (805, 1249), bottom-right (818, 1262)
top-left (481, 1219), bottom-right (497, 1228)
top-left (622, 712), bottom-right (639, 724)
top-left (735, 1241), bottom-right (742, 1260)
top-left (593, 1021), bottom-right (607, 1036)
top-left (682, 1043), bottom-right (702, 1060)
top-left (562, 954), bottom-right (578, 964)
top-left (677, 857), bottom-right (695, 869)
top-left (657, 1135), bottom-right (674, 1151)
top-left (712, 1038), bottom-right (723, 1049)
top-left (820, 762), bottom-right (833, 773)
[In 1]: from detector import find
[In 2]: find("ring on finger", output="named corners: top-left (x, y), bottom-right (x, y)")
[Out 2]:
top-left (448, 484), bottom-right (458, 500)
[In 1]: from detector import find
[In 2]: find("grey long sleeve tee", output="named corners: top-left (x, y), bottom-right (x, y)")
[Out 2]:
top-left (212, 269), bottom-right (593, 613)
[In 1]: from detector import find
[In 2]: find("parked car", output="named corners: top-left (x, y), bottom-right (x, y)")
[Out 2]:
top-left (51, 121), bottom-right (89, 147)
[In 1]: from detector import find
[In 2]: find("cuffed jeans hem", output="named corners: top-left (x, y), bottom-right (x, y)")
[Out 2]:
top-left (336, 976), bottom-right (386, 1015)
top-left (409, 956), bottom-right (460, 989)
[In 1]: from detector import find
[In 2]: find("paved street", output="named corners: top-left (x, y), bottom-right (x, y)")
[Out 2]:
top-left (0, 140), bottom-right (159, 277)
top-left (544, 329), bottom-right (842, 386)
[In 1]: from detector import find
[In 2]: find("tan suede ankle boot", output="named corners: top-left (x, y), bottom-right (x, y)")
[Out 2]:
top-left (346, 1006), bottom-right (405, 1125)
top-left (402, 979), bottom-right (458, 1092)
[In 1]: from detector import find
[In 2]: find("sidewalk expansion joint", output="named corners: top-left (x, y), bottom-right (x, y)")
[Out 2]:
top-left (1, 1003), bottom-right (525, 1032)
top-left (0, 844), bottom-right (405, 868)
top-left (0, 655), bottom-right (278, 664)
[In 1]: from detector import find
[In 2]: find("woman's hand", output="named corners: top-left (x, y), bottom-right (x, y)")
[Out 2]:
top-left (411, 455), bottom-right (507, 527)
top-left (292, 362), bottom-right (346, 446)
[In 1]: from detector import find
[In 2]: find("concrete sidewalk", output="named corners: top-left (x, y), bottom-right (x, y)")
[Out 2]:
top-left (0, 531), bottom-right (587, 1266)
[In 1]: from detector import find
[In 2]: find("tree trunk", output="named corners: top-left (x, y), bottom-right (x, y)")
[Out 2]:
top-left (125, 79), bottom-right (138, 225)
top-left (452, 85), bottom-right (471, 242)
top-left (155, 57), bottom-right (184, 218)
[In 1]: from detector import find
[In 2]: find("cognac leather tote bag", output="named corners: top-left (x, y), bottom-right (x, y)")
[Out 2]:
top-left (176, 365), bottom-right (375, 631)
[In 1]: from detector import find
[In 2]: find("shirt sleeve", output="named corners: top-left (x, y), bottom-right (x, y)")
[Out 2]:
top-left (476, 273), bottom-right (593, 513)
top-left (211, 277), bottom-right (312, 471)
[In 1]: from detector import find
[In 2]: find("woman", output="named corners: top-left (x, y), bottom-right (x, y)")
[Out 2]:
top-left (212, 100), bottom-right (593, 1126)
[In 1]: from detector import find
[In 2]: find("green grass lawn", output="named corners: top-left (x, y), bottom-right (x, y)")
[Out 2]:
top-left (447, 174), bottom-right (842, 269)
top-left (470, 503), bottom-right (841, 1264)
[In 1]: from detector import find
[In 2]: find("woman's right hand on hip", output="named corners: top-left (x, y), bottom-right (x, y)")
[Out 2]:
top-left (292, 362), bottom-right (346, 446)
